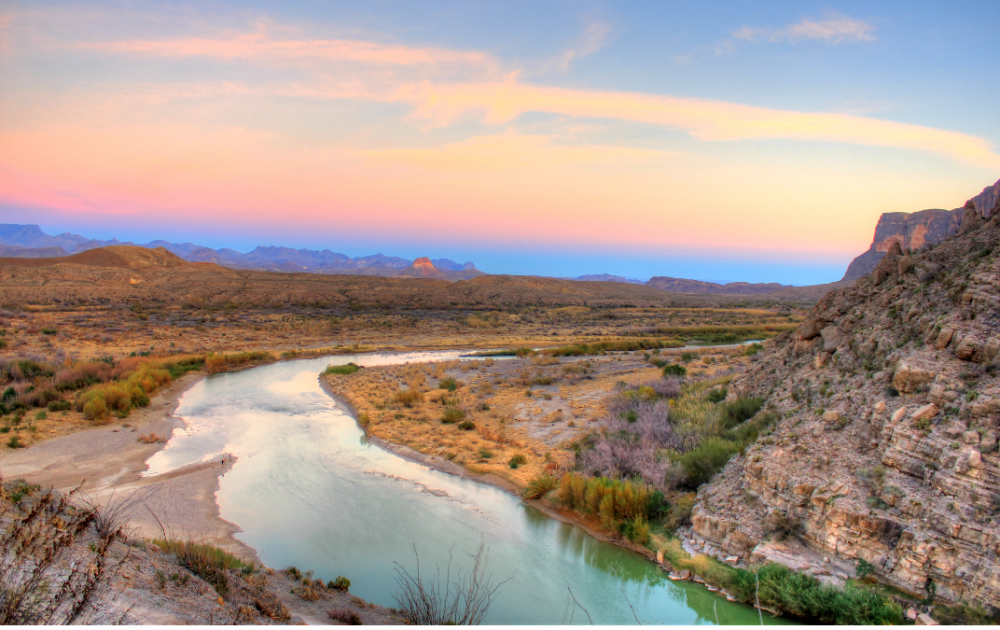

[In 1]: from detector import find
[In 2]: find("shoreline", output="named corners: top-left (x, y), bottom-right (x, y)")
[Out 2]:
top-left (0, 370), bottom-right (258, 561)
top-left (316, 372), bottom-right (665, 567)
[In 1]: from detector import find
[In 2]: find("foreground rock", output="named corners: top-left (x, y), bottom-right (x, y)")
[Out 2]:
top-left (694, 179), bottom-right (1000, 613)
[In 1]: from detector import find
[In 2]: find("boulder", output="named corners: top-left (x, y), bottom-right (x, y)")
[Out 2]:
top-left (893, 361), bottom-right (936, 394)
top-left (964, 430), bottom-right (981, 444)
top-left (820, 326), bottom-right (843, 352)
top-left (935, 326), bottom-right (956, 350)
top-left (916, 613), bottom-right (939, 625)
top-left (916, 263), bottom-right (942, 282)
top-left (797, 318), bottom-right (825, 340)
top-left (898, 255), bottom-right (915, 275)
top-left (822, 410), bottom-right (842, 423)
top-left (985, 337), bottom-right (1000, 363)
top-left (911, 404), bottom-right (939, 423)
top-left (955, 336), bottom-right (983, 362)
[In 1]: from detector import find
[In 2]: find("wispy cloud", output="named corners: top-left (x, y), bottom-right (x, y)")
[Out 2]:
top-left (726, 13), bottom-right (876, 49)
top-left (397, 78), bottom-right (1000, 169)
top-left (363, 132), bottom-right (675, 171)
top-left (76, 27), bottom-right (499, 71)
top-left (540, 21), bottom-right (612, 73)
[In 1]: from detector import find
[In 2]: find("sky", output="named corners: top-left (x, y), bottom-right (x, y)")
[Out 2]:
top-left (1, 1), bottom-right (998, 284)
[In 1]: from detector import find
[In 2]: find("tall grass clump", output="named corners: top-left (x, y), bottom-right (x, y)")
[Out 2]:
top-left (152, 539), bottom-right (254, 596)
top-left (325, 362), bottom-right (360, 376)
top-left (392, 389), bottom-right (424, 407)
top-left (205, 351), bottom-right (273, 374)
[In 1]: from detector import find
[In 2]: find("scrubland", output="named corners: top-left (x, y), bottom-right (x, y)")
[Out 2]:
top-left (0, 302), bottom-right (799, 448)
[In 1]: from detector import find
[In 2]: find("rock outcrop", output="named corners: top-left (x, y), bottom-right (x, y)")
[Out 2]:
top-left (694, 178), bottom-right (1000, 613)
top-left (843, 178), bottom-right (1000, 282)
top-left (842, 209), bottom-right (961, 281)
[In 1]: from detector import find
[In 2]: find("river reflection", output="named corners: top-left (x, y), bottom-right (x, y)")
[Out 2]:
top-left (147, 352), bottom-right (786, 625)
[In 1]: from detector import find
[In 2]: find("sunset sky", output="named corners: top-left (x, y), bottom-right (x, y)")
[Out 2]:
top-left (1, 1), bottom-right (998, 283)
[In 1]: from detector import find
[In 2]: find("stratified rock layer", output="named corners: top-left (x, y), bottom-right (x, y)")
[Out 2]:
top-left (694, 183), bottom-right (1000, 612)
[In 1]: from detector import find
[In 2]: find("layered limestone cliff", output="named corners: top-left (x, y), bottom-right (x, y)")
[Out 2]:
top-left (692, 181), bottom-right (1000, 611)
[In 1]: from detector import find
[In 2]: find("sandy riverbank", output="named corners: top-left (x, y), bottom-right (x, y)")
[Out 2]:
top-left (0, 371), bottom-right (255, 560)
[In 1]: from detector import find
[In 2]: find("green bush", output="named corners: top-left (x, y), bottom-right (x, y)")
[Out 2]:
top-left (508, 454), bottom-right (528, 469)
top-left (441, 406), bottom-right (466, 424)
top-left (856, 558), bottom-right (875, 579)
top-left (732, 563), bottom-right (903, 624)
top-left (718, 396), bottom-right (764, 429)
top-left (47, 400), bottom-right (71, 412)
top-left (325, 363), bottom-right (359, 375)
top-left (662, 364), bottom-right (687, 377)
top-left (439, 376), bottom-right (458, 391)
top-left (6, 435), bottom-right (24, 449)
top-left (677, 437), bottom-right (739, 488)
top-left (477, 449), bottom-right (494, 459)
top-left (706, 387), bottom-right (728, 403)
top-left (457, 420), bottom-right (475, 431)
top-left (329, 575), bottom-right (351, 592)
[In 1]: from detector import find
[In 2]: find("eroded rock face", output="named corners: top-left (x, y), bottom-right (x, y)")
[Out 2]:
top-left (693, 185), bottom-right (1000, 613)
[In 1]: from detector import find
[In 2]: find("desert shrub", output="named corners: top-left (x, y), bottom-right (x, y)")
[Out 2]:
top-left (717, 396), bottom-right (764, 429)
top-left (662, 364), bottom-right (687, 377)
top-left (47, 400), bottom-right (71, 412)
top-left (477, 449), bottom-right (493, 459)
top-left (441, 406), bottom-right (466, 424)
top-left (83, 397), bottom-right (108, 422)
top-left (328, 608), bottom-right (362, 624)
top-left (329, 575), bottom-right (351, 592)
top-left (326, 363), bottom-right (360, 376)
top-left (439, 376), bottom-right (458, 391)
top-left (6, 436), bottom-right (23, 449)
top-left (392, 389), bottom-right (424, 407)
top-left (392, 543), bottom-right (510, 625)
top-left (677, 438), bottom-right (739, 488)
top-left (523, 475), bottom-right (558, 500)
top-left (508, 454), bottom-right (527, 469)
top-left (457, 420), bottom-right (475, 431)
top-left (706, 387), bottom-right (728, 403)
top-left (152, 539), bottom-right (254, 596)
top-left (744, 343), bottom-right (764, 356)
top-left (856, 558), bottom-right (876, 579)
top-left (620, 516), bottom-right (650, 544)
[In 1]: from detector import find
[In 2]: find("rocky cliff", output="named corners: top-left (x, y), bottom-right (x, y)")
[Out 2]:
top-left (842, 178), bottom-right (1000, 282)
top-left (842, 209), bottom-right (961, 281)
top-left (692, 179), bottom-right (1000, 612)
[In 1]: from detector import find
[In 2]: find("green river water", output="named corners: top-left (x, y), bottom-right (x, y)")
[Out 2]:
top-left (144, 351), bottom-right (786, 625)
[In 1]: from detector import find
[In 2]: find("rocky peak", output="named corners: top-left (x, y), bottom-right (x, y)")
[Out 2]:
top-left (692, 178), bottom-right (1000, 614)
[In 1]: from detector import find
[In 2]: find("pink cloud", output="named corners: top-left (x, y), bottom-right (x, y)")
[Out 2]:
top-left (76, 29), bottom-right (499, 71)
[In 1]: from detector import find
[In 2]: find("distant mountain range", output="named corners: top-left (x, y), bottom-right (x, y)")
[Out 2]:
top-left (0, 224), bottom-right (482, 280)
top-left (645, 276), bottom-right (790, 295)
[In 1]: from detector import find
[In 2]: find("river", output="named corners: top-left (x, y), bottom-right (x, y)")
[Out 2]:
top-left (144, 350), bottom-right (784, 625)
